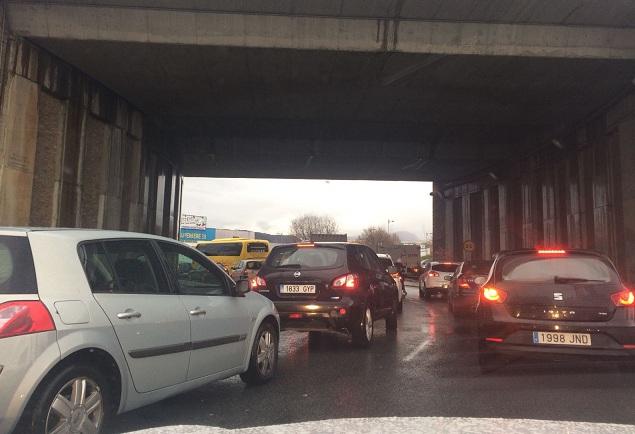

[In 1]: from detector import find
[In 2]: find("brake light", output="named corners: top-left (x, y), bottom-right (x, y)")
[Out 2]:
top-left (0, 301), bottom-right (55, 339)
top-left (458, 276), bottom-right (470, 289)
top-left (481, 287), bottom-right (507, 303)
top-left (537, 249), bottom-right (566, 255)
top-left (297, 243), bottom-right (315, 248)
top-left (428, 271), bottom-right (439, 277)
top-left (250, 276), bottom-right (267, 291)
top-left (611, 289), bottom-right (635, 307)
top-left (332, 273), bottom-right (359, 290)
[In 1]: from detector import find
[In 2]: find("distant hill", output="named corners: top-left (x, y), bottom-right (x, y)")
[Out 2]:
top-left (394, 231), bottom-right (420, 243)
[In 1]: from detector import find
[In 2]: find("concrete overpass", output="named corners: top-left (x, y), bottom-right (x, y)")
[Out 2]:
top-left (1, 1), bottom-right (635, 278)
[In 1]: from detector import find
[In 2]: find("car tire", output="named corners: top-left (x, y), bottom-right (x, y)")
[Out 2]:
top-left (418, 281), bottom-right (424, 299)
top-left (397, 298), bottom-right (403, 314)
top-left (240, 321), bottom-right (278, 385)
top-left (308, 331), bottom-right (322, 348)
top-left (24, 363), bottom-right (112, 434)
top-left (352, 304), bottom-right (374, 348)
top-left (386, 299), bottom-right (398, 332)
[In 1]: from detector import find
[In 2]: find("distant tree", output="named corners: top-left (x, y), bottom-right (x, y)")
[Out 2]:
top-left (357, 226), bottom-right (400, 250)
top-left (290, 214), bottom-right (339, 241)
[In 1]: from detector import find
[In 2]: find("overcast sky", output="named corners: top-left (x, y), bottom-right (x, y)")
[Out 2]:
top-left (181, 178), bottom-right (433, 241)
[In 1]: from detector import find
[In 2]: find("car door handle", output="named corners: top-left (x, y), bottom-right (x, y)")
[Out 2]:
top-left (117, 309), bottom-right (142, 319)
top-left (189, 308), bottom-right (207, 316)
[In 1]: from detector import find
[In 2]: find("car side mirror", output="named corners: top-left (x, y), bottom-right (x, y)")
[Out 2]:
top-left (474, 276), bottom-right (487, 286)
top-left (235, 279), bottom-right (250, 296)
top-left (387, 265), bottom-right (397, 274)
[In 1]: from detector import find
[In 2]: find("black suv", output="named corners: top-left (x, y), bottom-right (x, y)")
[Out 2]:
top-left (477, 249), bottom-right (635, 371)
top-left (254, 242), bottom-right (400, 347)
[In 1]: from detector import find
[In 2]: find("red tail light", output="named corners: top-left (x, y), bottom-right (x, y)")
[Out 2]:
top-left (0, 301), bottom-right (55, 339)
top-left (250, 276), bottom-right (267, 291)
top-left (428, 271), bottom-right (439, 277)
top-left (611, 289), bottom-right (635, 307)
top-left (332, 273), bottom-right (359, 290)
top-left (458, 276), bottom-right (470, 289)
top-left (481, 287), bottom-right (507, 303)
top-left (537, 249), bottom-right (566, 255)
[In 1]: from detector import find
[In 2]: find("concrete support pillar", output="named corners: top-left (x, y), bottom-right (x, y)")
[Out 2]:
top-left (431, 190), bottom-right (446, 260)
top-left (30, 92), bottom-right (67, 226)
top-left (617, 116), bottom-right (635, 282)
top-left (0, 74), bottom-right (39, 225)
top-left (79, 116), bottom-right (111, 228)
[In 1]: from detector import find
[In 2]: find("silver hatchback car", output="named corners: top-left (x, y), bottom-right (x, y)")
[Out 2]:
top-left (0, 228), bottom-right (279, 434)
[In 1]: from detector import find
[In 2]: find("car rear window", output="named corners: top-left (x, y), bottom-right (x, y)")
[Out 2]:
top-left (462, 261), bottom-right (492, 275)
top-left (499, 254), bottom-right (619, 283)
top-left (432, 263), bottom-right (458, 272)
top-left (267, 245), bottom-right (345, 269)
top-left (0, 236), bottom-right (38, 294)
top-left (197, 242), bottom-right (243, 256)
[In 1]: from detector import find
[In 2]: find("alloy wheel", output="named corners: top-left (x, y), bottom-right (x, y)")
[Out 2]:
top-left (365, 307), bottom-right (373, 341)
top-left (46, 376), bottom-right (103, 434)
top-left (256, 329), bottom-right (276, 377)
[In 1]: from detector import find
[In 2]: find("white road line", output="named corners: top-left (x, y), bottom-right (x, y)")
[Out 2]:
top-left (403, 338), bottom-right (433, 362)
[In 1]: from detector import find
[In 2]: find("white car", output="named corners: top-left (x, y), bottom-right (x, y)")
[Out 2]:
top-left (0, 228), bottom-right (279, 434)
top-left (376, 253), bottom-right (406, 313)
top-left (419, 261), bottom-right (459, 299)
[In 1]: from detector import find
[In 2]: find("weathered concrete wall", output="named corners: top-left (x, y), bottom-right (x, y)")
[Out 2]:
top-left (0, 37), bottom-right (182, 237)
top-left (433, 90), bottom-right (635, 282)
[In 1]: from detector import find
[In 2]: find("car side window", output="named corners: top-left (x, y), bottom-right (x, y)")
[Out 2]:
top-left (157, 241), bottom-right (229, 296)
top-left (80, 242), bottom-right (116, 293)
top-left (81, 240), bottom-right (168, 294)
top-left (354, 246), bottom-right (374, 272)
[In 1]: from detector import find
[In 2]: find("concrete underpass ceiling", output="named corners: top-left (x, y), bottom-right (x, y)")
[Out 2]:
top-left (32, 38), bottom-right (635, 182)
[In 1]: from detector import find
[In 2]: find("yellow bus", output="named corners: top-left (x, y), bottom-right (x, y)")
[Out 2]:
top-left (196, 238), bottom-right (270, 270)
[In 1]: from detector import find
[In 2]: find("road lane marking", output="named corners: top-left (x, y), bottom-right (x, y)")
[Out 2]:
top-left (403, 338), bottom-right (433, 362)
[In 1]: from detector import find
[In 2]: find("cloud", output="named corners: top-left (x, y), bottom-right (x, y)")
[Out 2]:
top-left (181, 178), bottom-right (433, 240)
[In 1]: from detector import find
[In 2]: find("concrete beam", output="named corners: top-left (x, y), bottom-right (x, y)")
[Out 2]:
top-left (9, 3), bottom-right (635, 60)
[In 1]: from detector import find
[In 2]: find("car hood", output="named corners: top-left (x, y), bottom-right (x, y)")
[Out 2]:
top-left (126, 417), bottom-right (634, 433)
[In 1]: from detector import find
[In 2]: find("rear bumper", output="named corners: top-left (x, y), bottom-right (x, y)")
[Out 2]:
top-left (0, 331), bottom-right (60, 434)
top-left (274, 299), bottom-right (358, 332)
top-left (478, 305), bottom-right (635, 358)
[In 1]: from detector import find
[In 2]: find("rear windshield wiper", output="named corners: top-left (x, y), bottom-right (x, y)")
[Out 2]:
top-left (554, 276), bottom-right (605, 284)
top-left (275, 263), bottom-right (302, 269)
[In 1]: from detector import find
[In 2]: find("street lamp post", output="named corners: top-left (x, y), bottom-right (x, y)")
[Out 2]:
top-left (387, 219), bottom-right (395, 234)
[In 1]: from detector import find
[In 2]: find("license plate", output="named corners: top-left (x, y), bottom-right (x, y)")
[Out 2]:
top-left (532, 331), bottom-right (591, 346)
top-left (280, 284), bottom-right (316, 294)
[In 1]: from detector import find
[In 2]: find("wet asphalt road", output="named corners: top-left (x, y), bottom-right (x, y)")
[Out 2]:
top-left (108, 282), bottom-right (635, 432)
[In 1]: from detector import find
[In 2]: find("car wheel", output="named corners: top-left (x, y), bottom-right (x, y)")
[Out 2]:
top-left (397, 298), bottom-right (403, 314)
top-left (308, 331), bottom-right (322, 348)
top-left (386, 299), bottom-right (398, 332)
top-left (352, 305), bottom-right (374, 348)
top-left (25, 363), bottom-right (112, 434)
top-left (240, 321), bottom-right (278, 385)
top-left (418, 281), bottom-right (424, 299)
